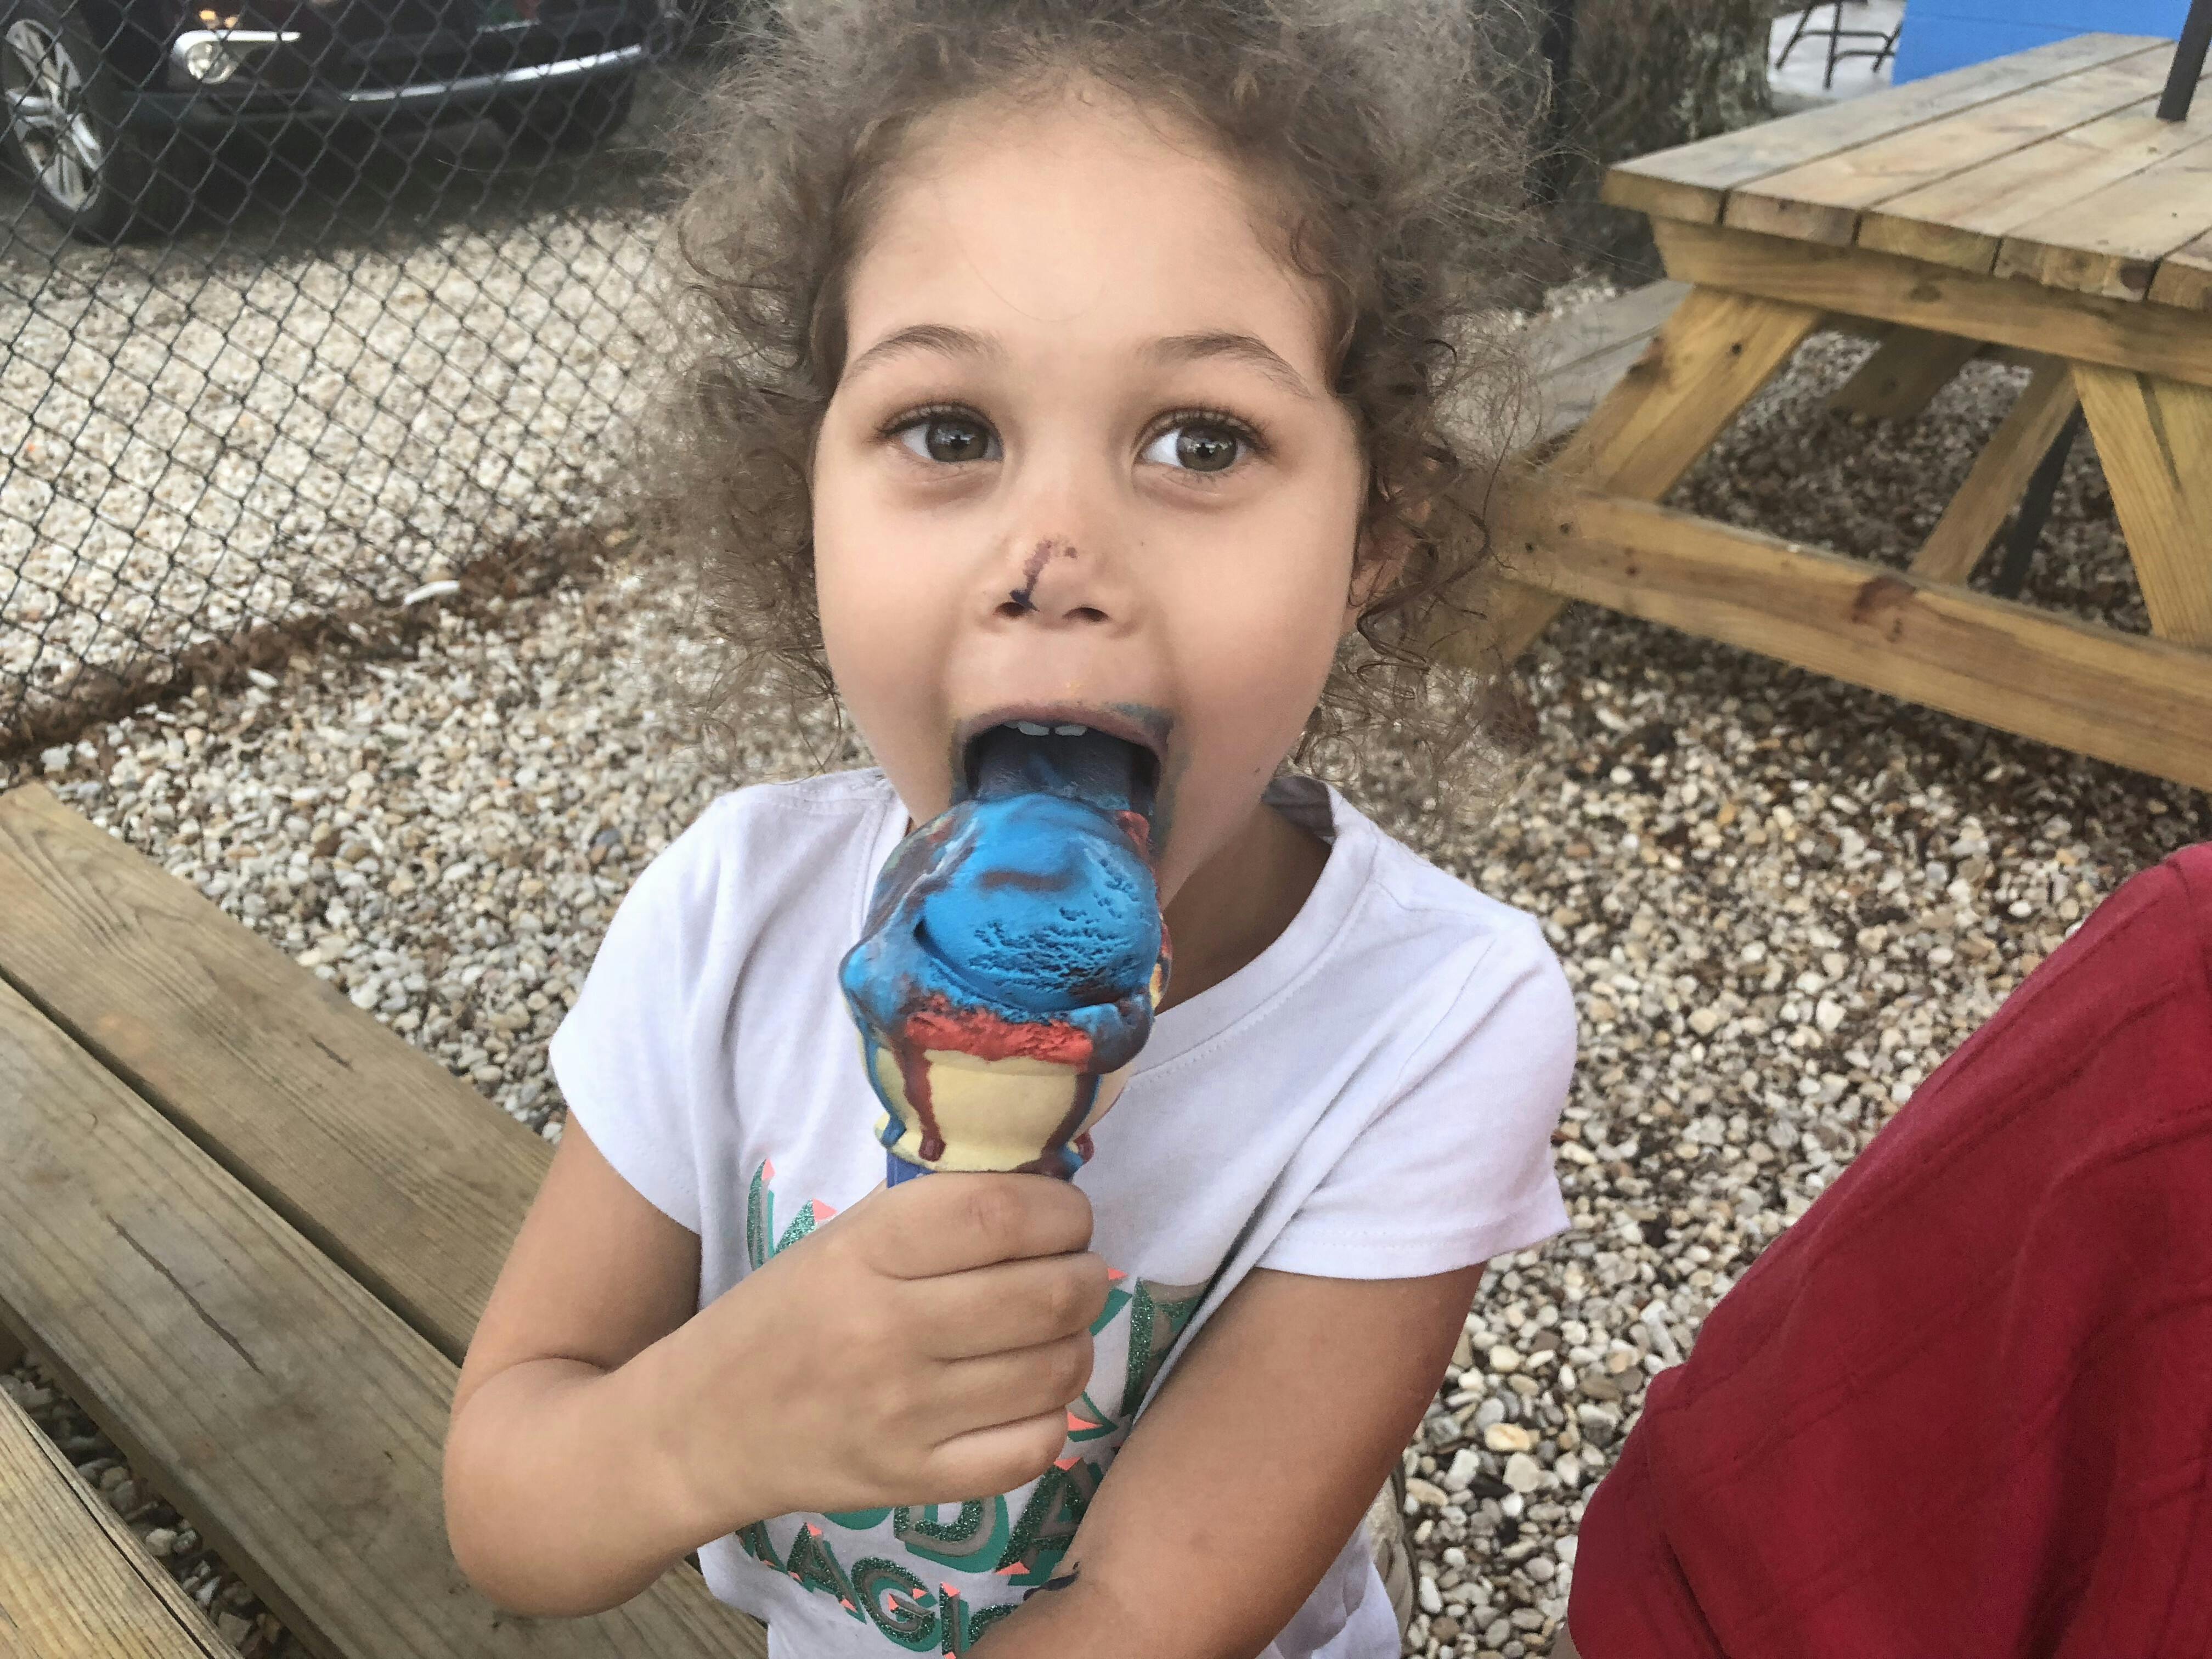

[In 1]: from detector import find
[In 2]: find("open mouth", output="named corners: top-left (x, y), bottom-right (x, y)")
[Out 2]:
top-left (960, 715), bottom-right (1163, 825)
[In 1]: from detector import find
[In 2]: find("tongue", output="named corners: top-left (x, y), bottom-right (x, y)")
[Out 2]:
top-left (969, 725), bottom-right (1148, 820)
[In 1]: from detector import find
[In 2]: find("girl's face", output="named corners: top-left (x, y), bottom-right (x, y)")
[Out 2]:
top-left (812, 85), bottom-right (1369, 901)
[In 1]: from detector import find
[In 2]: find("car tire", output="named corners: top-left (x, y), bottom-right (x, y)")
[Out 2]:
top-left (0, 0), bottom-right (200, 240)
top-left (490, 74), bottom-right (633, 154)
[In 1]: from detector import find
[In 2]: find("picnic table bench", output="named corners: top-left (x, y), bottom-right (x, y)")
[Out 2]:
top-left (0, 278), bottom-right (1681, 1655)
top-left (1482, 30), bottom-right (2212, 796)
top-left (0, 780), bottom-right (771, 1658)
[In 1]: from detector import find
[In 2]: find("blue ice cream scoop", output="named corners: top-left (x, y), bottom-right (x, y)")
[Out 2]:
top-left (838, 726), bottom-right (1170, 1184)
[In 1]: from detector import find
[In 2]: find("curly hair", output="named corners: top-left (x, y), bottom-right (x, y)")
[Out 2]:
top-left (628, 0), bottom-right (1548, 811)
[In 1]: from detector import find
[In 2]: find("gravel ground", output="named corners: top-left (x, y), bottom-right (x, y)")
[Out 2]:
top-left (0, 110), bottom-right (680, 745)
top-left (5, 315), bottom-right (2208, 1657)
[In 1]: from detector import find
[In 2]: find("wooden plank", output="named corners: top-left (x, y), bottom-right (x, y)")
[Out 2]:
top-left (1862, 93), bottom-right (2212, 275)
top-left (1993, 140), bottom-right (2212, 302)
top-left (2074, 365), bottom-right (2212, 647)
top-left (1, 1385), bottom-right (234, 1659)
top-left (1651, 218), bottom-right (2212, 393)
top-left (1602, 35), bottom-right (2165, 226)
top-left (1492, 477), bottom-right (2212, 793)
top-left (0, 783), bottom-right (548, 1368)
top-left (0, 977), bottom-right (768, 1659)
top-left (1446, 286), bottom-right (1817, 668)
top-left (2148, 228), bottom-right (2212, 312)
top-left (1912, 358), bottom-right (2082, 584)
top-left (1828, 328), bottom-right (1983, 420)
top-left (1726, 49), bottom-right (2172, 247)
top-left (1524, 280), bottom-right (1690, 383)
top-left (1555, 287), bottom-right (1823, 498)
top-left (1474, 281), bottom-right (1687, 455)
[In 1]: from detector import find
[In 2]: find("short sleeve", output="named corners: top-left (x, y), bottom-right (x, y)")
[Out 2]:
top-left (1257, 919), bottom-right (1576, 1280)
top-left (546, 805), bottom-right (731, 1235)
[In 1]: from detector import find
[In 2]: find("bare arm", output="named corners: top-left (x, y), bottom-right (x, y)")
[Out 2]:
top-left (444, 1121), bottom-right (1108, 1618)
top-left (970, 1261), bottom-right (1486, 1659)
top-left (442, 1119), bottom-right (734, 1614)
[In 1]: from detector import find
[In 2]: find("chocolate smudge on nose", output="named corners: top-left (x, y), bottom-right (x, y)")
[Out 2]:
top-left (1007, 537), bottom-right (1075, 613)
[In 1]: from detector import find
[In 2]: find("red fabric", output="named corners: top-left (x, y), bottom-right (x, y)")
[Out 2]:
top-left (1568, 843), bottom-right (2212, 1659)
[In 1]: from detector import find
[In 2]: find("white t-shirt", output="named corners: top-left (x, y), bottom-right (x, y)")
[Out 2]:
top-left (549, 768), bottom-right (1576, 1659)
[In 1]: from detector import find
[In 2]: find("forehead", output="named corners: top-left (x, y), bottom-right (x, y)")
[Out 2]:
top-left (846, 86), bottom-right (1331, 369)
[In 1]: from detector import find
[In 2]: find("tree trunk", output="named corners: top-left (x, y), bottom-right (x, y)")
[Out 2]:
top-left (1533, 0), bottom-right (1776, 278)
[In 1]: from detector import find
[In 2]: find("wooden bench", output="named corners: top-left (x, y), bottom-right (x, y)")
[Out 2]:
top-left (2, 1381), bottom-right (233, 1657)
top-left (0, 781), bottom-right (769, 1658)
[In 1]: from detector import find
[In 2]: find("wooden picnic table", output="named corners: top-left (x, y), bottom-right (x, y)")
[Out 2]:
top-left (1491, 31), bottom-right (2212, 794)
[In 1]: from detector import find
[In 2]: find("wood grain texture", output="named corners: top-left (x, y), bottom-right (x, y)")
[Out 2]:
top-left (1555, 287), bottom-right (1822, 499)
top-left (1436, 281), bottom-right (1686, 669)
top-left (2073, 365), bottom-right (2212, 647)
top-left (1912, 357), bottom-right (2081, 584)
top-left (1827, 328), bottom-right (1983, 420)
top-left (2149, 229), bottom-right (2212, 312)
top-left (1601, 34), bottom-right (2162, 225)
top-left (1724, 48), bottom-right (2170, 248)
top-left (1992, 139), bottom-right (2212, 302)
top-left (1442, 283), bottom-right (1809, 668)
top-left (1860, 93), bottom-right (2212, 275)
top-left (1652, 218), bottom-right (2212, 392)
top-left (0, 782), bottom-right (547, 1367)
top-left (1492, 478), bottom-right (2212, 793)
top-left (1520, 280), bottom-right (1689, 446)
top-left (0, 974), bottom-right (768, 1659)
top-left (1, 1387), bottom-right (233, 1659)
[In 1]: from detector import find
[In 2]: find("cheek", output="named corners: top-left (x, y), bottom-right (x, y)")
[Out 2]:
top-left (812, 465), bottom-right (950, 738)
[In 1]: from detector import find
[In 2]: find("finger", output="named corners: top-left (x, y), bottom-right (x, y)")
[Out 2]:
top-left (915, 1408), bottom-right (1071, 1505)
top-left (903, 1252), bottom-right (1111, 1360)
top-left (871, 1172), bottom-right (1093, 1279)
top-left (923, 1331), bottom-right (1093, 1434)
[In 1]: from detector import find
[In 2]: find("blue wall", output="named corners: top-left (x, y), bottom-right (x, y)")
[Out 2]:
top-left (1894, 0), bottom-right (2192, 83)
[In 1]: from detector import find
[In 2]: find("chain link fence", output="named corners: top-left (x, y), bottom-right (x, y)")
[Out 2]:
top-left (0, 0), bottom-right (746, 754)
top-left (3, 0), bottom-right (1753, 760)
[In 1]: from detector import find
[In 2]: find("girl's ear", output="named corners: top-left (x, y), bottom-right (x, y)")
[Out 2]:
top-left (1343, 486), bottom-right (1428, 632)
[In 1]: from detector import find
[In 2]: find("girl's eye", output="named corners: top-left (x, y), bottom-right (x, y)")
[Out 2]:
top-left (1141, 420), bottom-right (1246, 474)
top-left (896, 414), bottom-right (1000, 465)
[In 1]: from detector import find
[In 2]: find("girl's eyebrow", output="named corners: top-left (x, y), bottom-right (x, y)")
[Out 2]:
top-left (842, 323), bottom-right (1316, 401)
top-left (844, 323), bottom-right (1005, 383)
top-left (1143, 332), bottom-right (1316, 400)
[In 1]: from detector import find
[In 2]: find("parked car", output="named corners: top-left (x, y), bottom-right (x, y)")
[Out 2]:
top-left (1, 0), bottom-right (659, 240)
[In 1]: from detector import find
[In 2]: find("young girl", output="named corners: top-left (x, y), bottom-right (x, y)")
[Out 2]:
top-left (441, 3), bottom-right (1576, 1655)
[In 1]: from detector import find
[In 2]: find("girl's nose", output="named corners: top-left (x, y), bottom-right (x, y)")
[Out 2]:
top-left (992, 534), bottom-right (1127, 628)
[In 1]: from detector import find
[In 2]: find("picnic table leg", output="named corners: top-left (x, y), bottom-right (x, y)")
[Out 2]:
top-left (1828, 326), bottom-right (1982, 421)
top-left (1474, 286), bottom-right (1824, 663)
top-left (2073, 365), bottom-right (2212, 647)
top-left (1911, 357), bottom-right (2082, 585)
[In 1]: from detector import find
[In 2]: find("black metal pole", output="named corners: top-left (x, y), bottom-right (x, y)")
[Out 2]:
top-left (1991, 408), bottom-right (2086, 601)
top-left (2159, 0), bottom-right (2212, 122)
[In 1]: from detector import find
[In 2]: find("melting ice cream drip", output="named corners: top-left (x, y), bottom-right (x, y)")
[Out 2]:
top-left (838, 725), bottom-right (1170, 1183)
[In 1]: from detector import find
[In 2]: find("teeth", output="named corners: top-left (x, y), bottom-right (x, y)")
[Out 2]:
top-left (1053, 724), bottom-right (1089, 737)
top-left (1012, 720), bottom-right (1053, 736)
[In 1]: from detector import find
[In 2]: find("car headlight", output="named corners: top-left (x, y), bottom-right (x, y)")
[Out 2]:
top-left (168, 28), bottom-right (299, 88)
top-left (178, 35), bottom-right (240, 82)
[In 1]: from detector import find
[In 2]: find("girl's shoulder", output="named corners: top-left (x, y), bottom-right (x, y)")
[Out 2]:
top-left (1319, 781), bottom-right (1558, 967)
top-left (603, 768), bottom-right (903, 947)
top-left (663, 766), bottom-right (900, 871)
